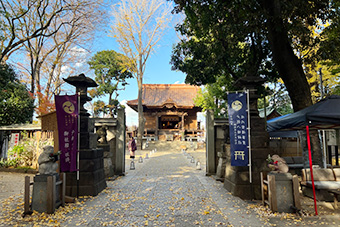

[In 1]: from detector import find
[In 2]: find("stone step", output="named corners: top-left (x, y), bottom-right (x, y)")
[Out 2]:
top-left (144, 141), bottom-right (199, 151)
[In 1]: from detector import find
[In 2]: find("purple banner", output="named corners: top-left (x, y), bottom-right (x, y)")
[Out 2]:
top-left (228, 92), bottom-right (249, 166)
top-left (55, 95), bottom-right (78, 172)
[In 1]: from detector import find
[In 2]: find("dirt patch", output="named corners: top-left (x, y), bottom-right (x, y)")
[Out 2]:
top-left (0, 172), bottom-right (35, 201)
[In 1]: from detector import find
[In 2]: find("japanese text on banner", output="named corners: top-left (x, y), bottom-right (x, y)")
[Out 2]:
top-left (227, 92), bottom-right (249, 166)
top-left (55, 95), bottom-right (78, 172)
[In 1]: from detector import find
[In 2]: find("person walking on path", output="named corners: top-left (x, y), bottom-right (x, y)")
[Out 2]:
top-left (128, 136), bottom-right (137, 160)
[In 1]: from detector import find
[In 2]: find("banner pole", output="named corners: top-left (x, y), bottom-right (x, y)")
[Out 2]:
top-left (77, 92), bottom-right (80, 198)
top-left (246, 89), bottom-right (252, 184)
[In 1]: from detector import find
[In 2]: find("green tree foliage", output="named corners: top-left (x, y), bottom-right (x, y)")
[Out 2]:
top-left (259, 81), bottom-right (293, 116)
top-left (88, 50), bottom-right (133, 116)
top-left (171, 0), bottom-right (336, 112)
top-left (194, 76), bottom-right (232, 118)
top-left (172, 0), bottom-right (336, 167)
top-left (4, 131), bottom-right (53, 168)
top-left (319, 1), bottom-right (340, 66)
top-left (0, 64), bottom-right (34, 126)
top-left (93, 100), bottom-right (107, 117)
top-left (171, 1), bottom-right (273, 86)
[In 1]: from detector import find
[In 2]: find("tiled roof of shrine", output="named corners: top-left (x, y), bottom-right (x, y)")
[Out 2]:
top-left (126, 84), bottom-right (201, 111)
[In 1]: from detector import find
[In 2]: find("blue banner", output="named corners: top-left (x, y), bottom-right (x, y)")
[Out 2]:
top-left (227, 92), bottom-right (249, 166)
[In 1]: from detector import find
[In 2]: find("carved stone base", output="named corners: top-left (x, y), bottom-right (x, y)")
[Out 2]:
top-left (224, 147), bottom-right (269, 200)
top-left (65, 148), bottom-right (107, 197)
top-left (98, 144), bottom-right (114, 178)
top-left (65, 169), bottom-right (106, 197)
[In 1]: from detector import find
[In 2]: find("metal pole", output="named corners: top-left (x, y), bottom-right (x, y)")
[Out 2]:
top-left (77, 92), bottom-right (80, 198)
top-left (322, 130), bottom-right (327, 168)
top-left (246, 90), bottom-right (252, 184)
top-left (263, 96), bottom-right (267, 130)
top-left (319, 68), bottom-right (323, 99)
top-left (319, 68), bottom-right (327, 168)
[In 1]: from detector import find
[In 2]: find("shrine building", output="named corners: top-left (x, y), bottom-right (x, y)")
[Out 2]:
top-left (126, 84), bottom-right (202, 141)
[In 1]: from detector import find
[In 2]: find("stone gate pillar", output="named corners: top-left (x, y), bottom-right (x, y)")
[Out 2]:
top-left (115, 108), bottom-right (126, 176)
top-left (206, 109), bottom-right (216, 176)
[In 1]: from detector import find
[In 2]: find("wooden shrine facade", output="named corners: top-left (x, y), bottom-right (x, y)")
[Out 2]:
top-left (126, 84), bottom-right (202, 140)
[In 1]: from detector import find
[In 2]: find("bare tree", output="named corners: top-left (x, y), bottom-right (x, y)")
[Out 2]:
top-left (0, 0), bottom-right (75, 63)
top-left (111, 0), bottom-right (172, 148)
top-left (12, 0), bottom-right (105, 103)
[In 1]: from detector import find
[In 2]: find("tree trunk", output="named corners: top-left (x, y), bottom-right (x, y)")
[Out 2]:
top-left (264, 0), bottom-right (312, 111)
top-left (137, 77), bottom-right (144, 150)
top-left (34, 63), bottom-right (42, 109)
top-left (45, 62), bottom-right (58, 98)
top-left (109, 93), bottom-right (113, 117)
top-left (263, 0), bottom-right (323, 167)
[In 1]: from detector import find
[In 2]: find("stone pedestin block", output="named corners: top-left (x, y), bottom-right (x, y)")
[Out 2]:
top-left (65, 179), bottom-right (107, 197)
top-left (32, 174), bottom-right (60, 213)
top-left (78, 159), bottom-right (104, 172)
top-left (79, 148), bottom-right (104, 159)
top-left (66, 169), bottom-right (106, 186)
top-left (224, 148), bottom-right (269, 200)
top-left (223, 178), bottom-right (256, 200)
top-left (98, 144), bottom-right (114, 178)
top-left (64, 148), bottom-right (107, 196)
top-left (65, 166), bottom-right (107, 197)
top-left (268, 172), bottom-right (294, 213)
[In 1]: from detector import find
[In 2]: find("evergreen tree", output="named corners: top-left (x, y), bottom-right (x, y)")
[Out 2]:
top-left (0, 64), bottom-right (34, 126)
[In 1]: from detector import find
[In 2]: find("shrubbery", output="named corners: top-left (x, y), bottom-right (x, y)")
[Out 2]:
top-left (3, 131), bottom-right (53, 169)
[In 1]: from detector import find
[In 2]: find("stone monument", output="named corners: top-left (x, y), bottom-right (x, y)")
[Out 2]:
top-left (63, 73), bottom-right (107, 196)
top-left (267, 172), bottom-right (295, 213)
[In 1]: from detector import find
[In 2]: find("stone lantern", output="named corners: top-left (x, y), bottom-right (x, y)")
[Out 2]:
top-left (63, 73), bottom-right (107, 196)
top-left (224, 75), bottom-right (271, 200)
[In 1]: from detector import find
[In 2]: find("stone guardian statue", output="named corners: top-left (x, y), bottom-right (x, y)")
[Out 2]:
top-left (38, 146), bottom-right (59, 175)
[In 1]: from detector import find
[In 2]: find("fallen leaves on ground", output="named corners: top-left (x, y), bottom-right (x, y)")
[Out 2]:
top-left (0, 194), bottom-right (95, 227)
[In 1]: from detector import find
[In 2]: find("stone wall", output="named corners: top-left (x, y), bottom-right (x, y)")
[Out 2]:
top-left (205, 114), bottom-right (228, 177)
top-left (269, 139), bottom-right (302, 157)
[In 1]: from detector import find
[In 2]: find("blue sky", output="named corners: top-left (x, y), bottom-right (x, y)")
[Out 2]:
top-left (91, 19), bottom-right (195, 126)
top-left (93, 22), bottom-right (187, 104)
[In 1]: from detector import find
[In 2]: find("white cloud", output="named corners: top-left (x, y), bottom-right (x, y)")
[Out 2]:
top-left (70, 47), bottom-right (88, 68)
top-left (61, 65), bottom-right (71, 75)
top-left (120, 100), bottom-right (138, 126)
top-left (197, 112), bottom-right (206, 130)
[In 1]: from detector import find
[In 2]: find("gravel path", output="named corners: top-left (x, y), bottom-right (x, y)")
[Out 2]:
top-left (61, 147), bottom-right (267, 227)
top-left (1, 141), bottom-right (339, 226)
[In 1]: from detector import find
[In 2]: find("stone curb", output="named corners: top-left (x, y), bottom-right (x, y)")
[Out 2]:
top-left (0, 167), bottom-right (37, 174)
